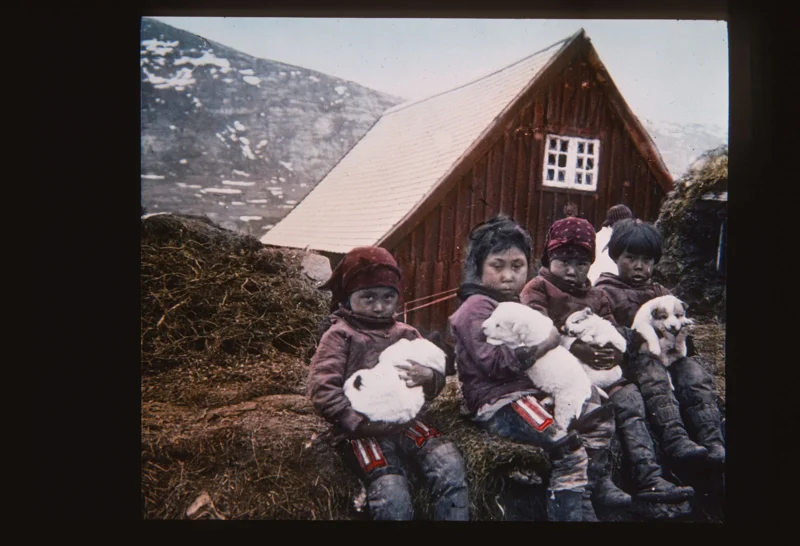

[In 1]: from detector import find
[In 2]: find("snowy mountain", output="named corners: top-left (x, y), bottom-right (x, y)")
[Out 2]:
top-left (140, 18), bottom-right (727, 235)
top-left (140, 18), bottom-right (403, 235)
top-left (640, 118), bottom-right (728, 180)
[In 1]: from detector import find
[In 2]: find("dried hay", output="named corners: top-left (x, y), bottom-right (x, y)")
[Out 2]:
top-left (654, 145), bottom-right (727, 320)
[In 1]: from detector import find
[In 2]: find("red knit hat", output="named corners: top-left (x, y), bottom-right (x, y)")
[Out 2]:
top-left (542, 217), bottom-right (596, 266)
top-left (319, 247), bottom-right (402, 312)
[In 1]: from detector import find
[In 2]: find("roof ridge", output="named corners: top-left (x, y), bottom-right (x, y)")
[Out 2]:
top-left (382, 31), bottom-right (579, 117)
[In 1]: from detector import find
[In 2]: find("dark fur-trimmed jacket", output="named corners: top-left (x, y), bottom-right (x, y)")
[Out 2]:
top-left (520, 267), bottom-right (619, 329)
top-left (593, 273), bottom-right (697, 356)
top-left (448, 285), bottom-right (543, 417)
top-left (593, 273), bottom-right (671, 328)
top-left (307, 308), bottom-right (446, 442)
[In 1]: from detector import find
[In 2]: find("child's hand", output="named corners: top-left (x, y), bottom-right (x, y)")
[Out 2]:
top-left (396, 360), bottom-right (435, 388)
top-left (570, 340), bottom-right (619, 369)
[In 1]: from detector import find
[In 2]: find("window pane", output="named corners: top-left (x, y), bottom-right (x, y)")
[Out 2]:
top-left (587, 143), bottom-right (594, 155)
top-left (548, 154), bottom-right (556, 165)
top-left (576, 172), bottom-right (583, 184)
top-left (557, 170), bottom-right (565, 182)
top-left (577, 157), bottom-right (584, 169)
top-left (558, 154), bottom-right (567, 167)
top-left (549, 139), bottom-right (557, 149)
top-left (577, 142), bottom-right (584, 154)
top-left (547, 169), bottom-right (554, 180)
top-left (586, 173), bottom-right (593, 186)
top-left (560, 140), bottom-right (569, 152)
top-left (586, 158), bottom-right (594, 170)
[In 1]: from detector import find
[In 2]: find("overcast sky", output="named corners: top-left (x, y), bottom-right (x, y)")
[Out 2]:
top-left (150, 17), bottom-right (728, 129)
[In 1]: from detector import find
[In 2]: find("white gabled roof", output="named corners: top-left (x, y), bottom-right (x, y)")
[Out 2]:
top-left (261, 34), bottom-right (574, 253)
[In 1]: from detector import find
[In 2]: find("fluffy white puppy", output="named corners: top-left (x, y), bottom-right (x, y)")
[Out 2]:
top-left (482, 302), bottom-right (592, 430)
top-left (561, 307), bottom-right (626, 390)
top-left (631, 295), bottom-right (695, 390)
top-left (343, 338), bottom-right (447, 424)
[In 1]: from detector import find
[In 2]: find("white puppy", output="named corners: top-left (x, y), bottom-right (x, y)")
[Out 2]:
top-left (631, 295), bottom-right (694, 390)
top-left (561, 307), bottom-right (626, 390)
top-left (482, 302), bottom-right (592, 430)
top-left (344, 338), bottom-right (447, 424)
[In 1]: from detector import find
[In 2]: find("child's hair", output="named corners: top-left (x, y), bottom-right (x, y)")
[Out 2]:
top-left (462, 215), bottom-right (532, 285)
top-left (607, 218), bottom-right (662, 263)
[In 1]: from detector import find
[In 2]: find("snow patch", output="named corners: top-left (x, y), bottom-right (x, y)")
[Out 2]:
top-left (141, 39), bottom-right (179, 56)
top-left (285, 200), bottom-right (298, 205)
top-left (176, 182), bottom-right (188, 188)
top-left (335, 85), bottom-right (347, 95)
top-left (256, 139), bottom-right (268, 149)
top-left (238, 68), bottom-right (255, 75)
top-left (240, 216), bottom-right (263, 222)
top-left (141, 174), bottom-right (165, 180)
top-left (169, 125), bottom-right (177, 130)
top-left (262, 224), bottom-right (275, 230)
top-left (247, 199), bottom-right (268, 204)
top-left (223, 78), bottom-right (234, 83)
top-left (188, 184), bottom-right (202, 189)
top-left (308, 75), bottom-right (320, 82)
top-left (279, 161), bottom-right (293, 171)
top-left (299, 183), bottom-right (309, 188)
top-left (231, 201), bottom-right (245, 206)
top-left (239, 136), bottom-right (250, 146)
top-left (241, 143), bottom-right (256, 160)
top-left (243, 75), bottom-right (261, 86)
top-left (259, 112), bottom-right (265, 117)
top-left (143, 67), bottom-right (196, 90)
top-left (278, 177), bottom-right (286, 182)
top-left (233, 121), bottom-right (246, 131)
top-left (232, 169), bottom-right (250, 177)
top-left (222, 180), bottom-right (256, 187)
top-left (179, 159), bottom-right (188, 164)
top-left (201, 188), bottom-right (243, 195)
top-left (174, 52), bottom-right (231, 70)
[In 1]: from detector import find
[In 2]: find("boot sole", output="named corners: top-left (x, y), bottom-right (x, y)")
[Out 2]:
top-left (636, 489), bottom-right (695, 503)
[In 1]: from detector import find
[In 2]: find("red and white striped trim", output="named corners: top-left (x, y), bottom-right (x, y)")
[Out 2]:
top-left (512, 396), bottom-right (555, 432)
top-left (404, 419), bottom-right (441, 447)
top-left (350, 438), bottom-right (388, 473)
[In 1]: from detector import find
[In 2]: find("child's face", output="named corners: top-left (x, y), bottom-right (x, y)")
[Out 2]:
top-left (480, 247), bottom-right (528, 297)
top-left (615, 250), bottom-right (655, 286)
top-left (549, 257), bottom-right (591, 287)
top-left (348, 287), bottom-right (399, 318)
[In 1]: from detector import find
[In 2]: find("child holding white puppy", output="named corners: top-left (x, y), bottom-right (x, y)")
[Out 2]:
top-left (594, 219), bottom-right (725, 467)
top-left (449, 215), bottom-right (620, 521)
top-left (520, 217), bottom-right (694, 512)
top-left (307, 246), bottom-right (469, 520)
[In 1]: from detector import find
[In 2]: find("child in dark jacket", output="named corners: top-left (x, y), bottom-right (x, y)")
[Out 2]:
top-left (307, 247), bottom-right (469, 521)
top-left (594, 219), bottom-right (725, 467)
top-left (520, 217), bottom-right (694, 510)
top-left (449, 215), bottom-right (622, 521)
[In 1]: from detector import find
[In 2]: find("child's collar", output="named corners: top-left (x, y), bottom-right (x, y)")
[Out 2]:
top-left (333, 306), bottom-right (396, 330)
top-left (457, 283), bottom-right (520, 303)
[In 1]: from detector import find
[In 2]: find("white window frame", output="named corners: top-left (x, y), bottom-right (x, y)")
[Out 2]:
top-left (542, 134), bottom-right (600, 192)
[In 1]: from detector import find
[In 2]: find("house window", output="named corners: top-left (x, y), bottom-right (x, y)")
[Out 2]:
top-left (542, 135), bottom-right (600, 191)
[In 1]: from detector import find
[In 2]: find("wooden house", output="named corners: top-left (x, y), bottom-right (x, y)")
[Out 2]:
top-left (261, 29), bottom-right (674, 332)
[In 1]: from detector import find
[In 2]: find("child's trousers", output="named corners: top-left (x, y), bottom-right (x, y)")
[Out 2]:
top-left (337, 418), bottom-right (470, 520)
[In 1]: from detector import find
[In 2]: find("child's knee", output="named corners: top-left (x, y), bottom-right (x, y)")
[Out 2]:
top-left (671, 356), bottom-right (714, 389)
top-left (419, 438), bottom-right (468, 486)
top-left (366, 473), bottom-right (414, 520)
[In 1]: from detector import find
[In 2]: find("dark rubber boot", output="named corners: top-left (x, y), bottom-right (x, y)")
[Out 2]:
top-left (546, 489), bottom-right (584, 522)
top-left (586, 447), bottom-right (633, 508)
top-left (611, 384), bottom-right (695, 503)
top-left (628, 354), bottom-right (707, 464)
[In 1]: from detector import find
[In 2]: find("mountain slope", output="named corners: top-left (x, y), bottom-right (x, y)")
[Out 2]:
top-left (641, 118), bottom-right (728, 179)
top-left (140, 18), bottom-right (403, 235)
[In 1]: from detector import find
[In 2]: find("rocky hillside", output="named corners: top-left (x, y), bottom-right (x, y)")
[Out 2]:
top-left (140, 18), bottom-right (403, 236)
top-left (640, 118), bottom-right (728, 179)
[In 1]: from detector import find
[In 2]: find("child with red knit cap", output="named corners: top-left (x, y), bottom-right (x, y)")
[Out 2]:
top-left (307, 246), bottom-right (469, 521)
top-left (520, 217), bottom-right (693, 518)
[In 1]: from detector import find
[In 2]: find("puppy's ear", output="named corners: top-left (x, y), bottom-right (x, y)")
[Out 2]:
top-left (584, 307), bottom-right (594, 316)
top-left (680, 300), bottom-right (689, 312)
